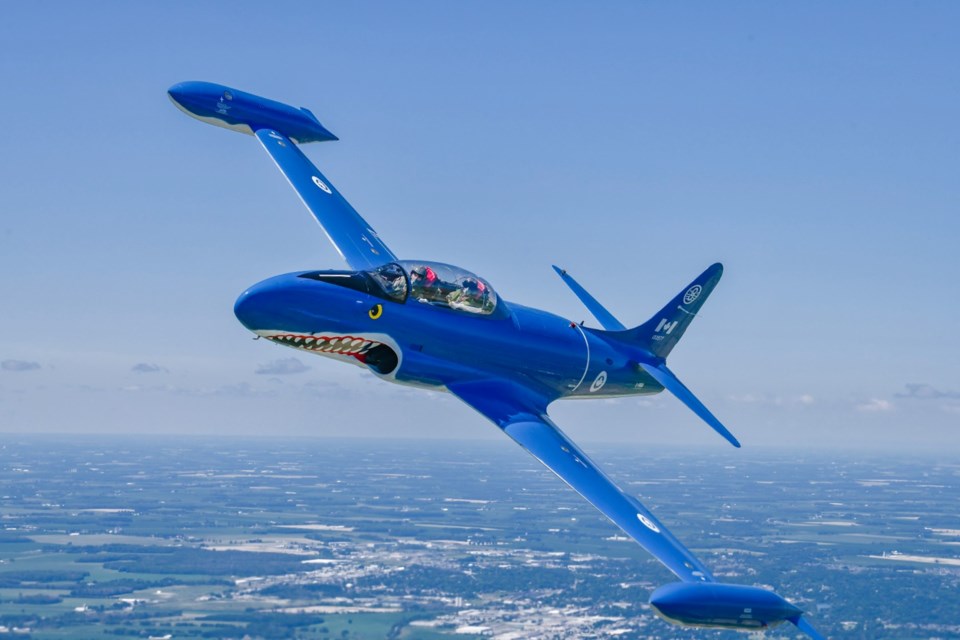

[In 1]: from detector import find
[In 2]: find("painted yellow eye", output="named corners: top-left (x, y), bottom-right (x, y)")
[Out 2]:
top-left (368, 304), bottom-right (383, 320)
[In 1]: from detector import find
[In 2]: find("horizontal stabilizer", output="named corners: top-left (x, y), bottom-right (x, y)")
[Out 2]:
top-left (638, 362), bottom-right (740, 448)
top-left (551, 266), bottom-right (626, 330)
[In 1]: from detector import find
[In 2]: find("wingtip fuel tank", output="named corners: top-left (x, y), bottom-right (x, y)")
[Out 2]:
top-left (168, 81), bottom-right (337, 143)
top-left (649, 582), bottom-right (803, 630)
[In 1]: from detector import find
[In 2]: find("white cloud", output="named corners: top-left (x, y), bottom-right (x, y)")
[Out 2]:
top-left (214, 382), bottom-right (278, 397)
top-left (896, 383), bottom-right (960, 400)
top-left (856, 398), bottom-right (894, 412)
top-left (255, 358), bottom-right (310, 376)
top-left (727, 392), bottom-right (815, 407)
top-left (131, 363), bottom-right (167, 374)
top-left (1, 359), bottom-right (40, 372)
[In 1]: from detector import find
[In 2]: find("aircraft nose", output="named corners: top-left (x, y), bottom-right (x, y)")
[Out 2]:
top-left (234, 278), bottom-right (287, 332)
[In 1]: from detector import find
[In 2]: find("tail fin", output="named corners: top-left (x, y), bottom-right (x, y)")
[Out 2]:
top-left (563, 262), bottom-right (737, 447)
top-left (625, 263), bottom-right (723, 359)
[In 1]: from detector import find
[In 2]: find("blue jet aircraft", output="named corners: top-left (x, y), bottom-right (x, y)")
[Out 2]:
top-left (169, 81), bottom-right (826, 639)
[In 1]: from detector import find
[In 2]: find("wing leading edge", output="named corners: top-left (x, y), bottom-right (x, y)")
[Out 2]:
top-left (168, 81), bottom-right (396, 270)
top-left (255, 129), bottom-right (397, 270)
top-left (448, 378), bottom-right (714, 583)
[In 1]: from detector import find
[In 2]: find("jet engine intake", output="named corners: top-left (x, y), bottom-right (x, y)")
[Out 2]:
top-left (363, 344), bottom-right (399, 375)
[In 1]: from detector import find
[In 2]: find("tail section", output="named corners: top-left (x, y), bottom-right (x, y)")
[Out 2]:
top-left (603, 262), bottom-right (737, 448)
top-left (551, 262), bottom-right (735, 447)
top-left (551, 266), bottom-right (626, 331)
top-left (625, 263), bottom-right (723, 359)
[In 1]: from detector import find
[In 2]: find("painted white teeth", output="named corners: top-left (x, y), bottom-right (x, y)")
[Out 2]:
top-left (266, 333), bottom-right (381, 359)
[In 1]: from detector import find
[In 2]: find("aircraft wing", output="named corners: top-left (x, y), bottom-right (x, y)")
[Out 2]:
top-left (255, 128), bottom-right (397, 270)
top-left (448, 378), bottom-right (715, 583)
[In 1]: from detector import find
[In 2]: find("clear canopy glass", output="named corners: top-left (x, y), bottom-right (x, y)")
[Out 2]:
top-left (369, 261), bottom-right (498, 315)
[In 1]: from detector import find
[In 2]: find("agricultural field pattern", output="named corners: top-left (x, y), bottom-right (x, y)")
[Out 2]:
top-left (0, 436), bottom-right (958, 639)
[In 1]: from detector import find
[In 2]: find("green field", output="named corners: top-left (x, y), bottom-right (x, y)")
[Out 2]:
top-left (1, 436), bottom-right (958, 638)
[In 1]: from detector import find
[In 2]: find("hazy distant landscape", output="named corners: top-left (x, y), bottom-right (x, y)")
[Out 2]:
top-left (0, 436), bottom-right (957, 639)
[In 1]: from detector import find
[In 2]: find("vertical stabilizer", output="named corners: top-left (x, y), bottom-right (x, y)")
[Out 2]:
top-left (623, 263), bottom-right (723, 359)
top-left (603, 263), bottom-right (737, 447)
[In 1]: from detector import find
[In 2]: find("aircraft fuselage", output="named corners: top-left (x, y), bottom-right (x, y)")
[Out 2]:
top-left (234, 270), bottom-right (665, 401)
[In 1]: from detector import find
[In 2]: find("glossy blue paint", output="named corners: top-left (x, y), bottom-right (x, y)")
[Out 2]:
top-left (650, 582), bottom-right (803, 630)
top-left (171, 82), bottom-right (825, 639)
top-left (551, 265), bottom-right (626, 331)
top-left (168, 81), bottom-right (337, 144)
top-left (638, 361), bottom-right (741, 448)
top-left (253, 128), bottom-right (394, 270)
top-left (233, 268), bottom-right (661, 399)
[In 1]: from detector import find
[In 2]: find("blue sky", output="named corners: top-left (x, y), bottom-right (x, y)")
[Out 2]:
top-left (0, 2), bottom-right (957, 451)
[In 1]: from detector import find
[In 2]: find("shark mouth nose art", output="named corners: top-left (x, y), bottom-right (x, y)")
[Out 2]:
top-left (257, 330), bottom-right (378, 359)
top-left (254, 330), bottom-right (400, 376)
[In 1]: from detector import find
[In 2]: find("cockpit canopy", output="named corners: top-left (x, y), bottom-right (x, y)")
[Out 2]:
top-left (301, 261), bottom-right (499, 315)
top-left (398, 260), bottom-right (498, 314)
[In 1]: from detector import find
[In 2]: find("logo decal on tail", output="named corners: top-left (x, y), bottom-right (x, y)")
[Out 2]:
top-left (655, 318), bottom-right (678, 335)
top-left (683, 285), bottom-right (702, 305)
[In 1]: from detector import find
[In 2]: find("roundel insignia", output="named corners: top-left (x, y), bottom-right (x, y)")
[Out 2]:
top-left (637, 513), bottom-right (661, 533)
top-left (589, 371), bottom-right (607, 393)
top-left (683, 284), bottom-right (702, 305)
top-left (312, 176), bottom-right (332, 194)
top-left (368, 304), bottom-right (383, 320)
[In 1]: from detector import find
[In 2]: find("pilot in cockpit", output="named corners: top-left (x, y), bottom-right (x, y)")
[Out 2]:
top-left (373, 263), bottom-right (408, 301)
top-left (410, 265), bottom-right (445, 303)
top-left (447, 278), bottom-right (488, 313)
